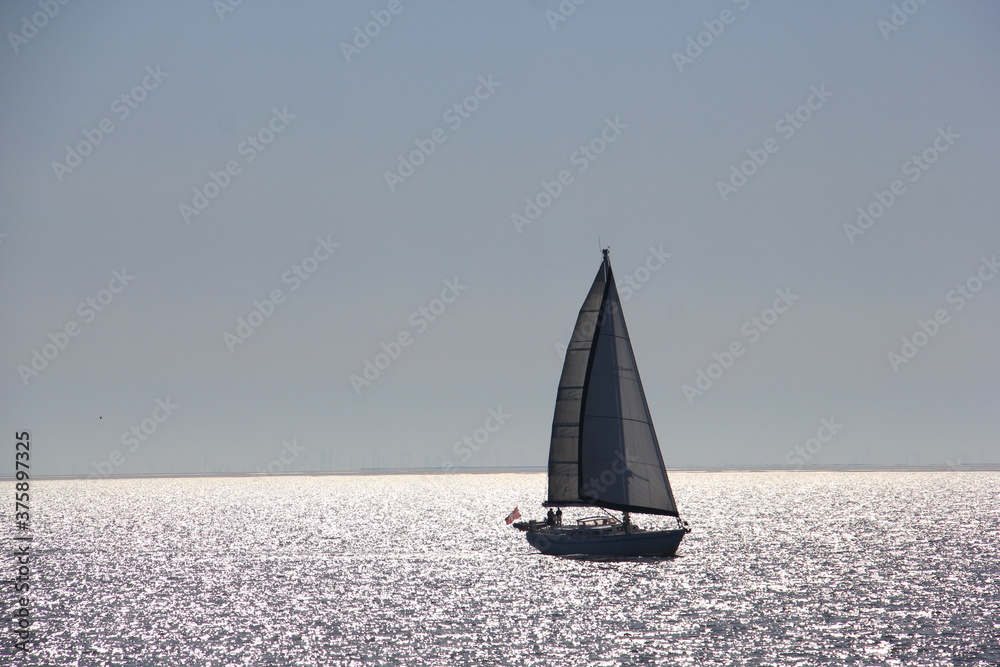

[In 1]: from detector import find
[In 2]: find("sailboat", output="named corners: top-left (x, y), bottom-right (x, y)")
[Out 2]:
top-left (513, 248), bottom-right (690, 557)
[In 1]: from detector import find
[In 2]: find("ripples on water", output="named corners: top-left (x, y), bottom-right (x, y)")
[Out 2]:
top-left (5, 472), bottom-right (998, 666)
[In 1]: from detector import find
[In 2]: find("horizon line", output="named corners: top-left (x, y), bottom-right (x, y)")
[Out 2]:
top-left (3, 463), bottom-right (999, 481)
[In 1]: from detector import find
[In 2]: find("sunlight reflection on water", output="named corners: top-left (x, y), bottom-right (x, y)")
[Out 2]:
top-left (9, 471), bottom-right (999, 666)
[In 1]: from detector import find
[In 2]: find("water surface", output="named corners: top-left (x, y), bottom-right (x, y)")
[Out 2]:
top-left (6, 471), bottom-right (998, 666)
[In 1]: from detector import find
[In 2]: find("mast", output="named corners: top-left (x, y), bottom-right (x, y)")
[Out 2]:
top-left (602, 248), bottom-right (626, 519)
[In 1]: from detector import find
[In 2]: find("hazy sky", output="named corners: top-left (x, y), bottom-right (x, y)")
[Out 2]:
top-left (2, 1), bottom-right (998, 476)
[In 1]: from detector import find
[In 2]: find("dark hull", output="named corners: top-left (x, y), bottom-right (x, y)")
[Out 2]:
top-left (525, 528), bottom-right (685, 557)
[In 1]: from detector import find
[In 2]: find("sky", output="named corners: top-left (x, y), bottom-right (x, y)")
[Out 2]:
top-left (1, 0), bottom-right (998, 477)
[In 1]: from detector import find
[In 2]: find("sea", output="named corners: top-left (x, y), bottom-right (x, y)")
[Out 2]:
top-left (3, 471), bottom-right (998, 666)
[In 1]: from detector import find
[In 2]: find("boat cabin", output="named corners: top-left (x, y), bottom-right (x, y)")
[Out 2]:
top-left (576, 516), bottom-right (619, 528)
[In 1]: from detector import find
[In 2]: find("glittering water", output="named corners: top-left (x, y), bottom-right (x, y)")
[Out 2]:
top-left (5, 472), bottom-right (998, 666)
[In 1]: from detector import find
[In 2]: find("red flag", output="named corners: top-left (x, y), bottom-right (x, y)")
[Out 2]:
top-left (504, 507), bottom-right (521, 525)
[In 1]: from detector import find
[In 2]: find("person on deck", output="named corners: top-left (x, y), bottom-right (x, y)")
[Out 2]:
top-left (546, 508), bottom-right (555, 526)
top-left (555, 508), bottom-right (563, 525)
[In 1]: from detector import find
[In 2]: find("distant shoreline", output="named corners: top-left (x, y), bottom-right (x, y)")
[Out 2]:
top-left (1, 464), bottom-right (998, 481)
